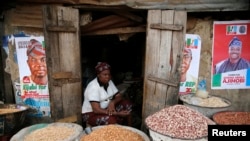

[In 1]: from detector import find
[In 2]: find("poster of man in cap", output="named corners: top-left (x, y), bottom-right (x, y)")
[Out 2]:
top-left (15, 36), bottom-right (51, 117)
top-left (179, 34), bottom-right (201, 95)
top-left (212, 20), bottom-right (250, 89)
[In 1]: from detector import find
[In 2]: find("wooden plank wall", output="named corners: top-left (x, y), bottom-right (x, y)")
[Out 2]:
top-left (3, 4), bottom-right (82, 123)
top-left (43, 5), bottom-right (82, 123)
top-left (10, 5), bottom-right (43, 28)
top-left (3, 5), bottom-right (44, 104)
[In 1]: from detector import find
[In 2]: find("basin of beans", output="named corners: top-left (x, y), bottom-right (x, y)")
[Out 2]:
top-left (213, 111), bottom-right (250, 125)
top-left (145, 105), bottom-right (215, 141)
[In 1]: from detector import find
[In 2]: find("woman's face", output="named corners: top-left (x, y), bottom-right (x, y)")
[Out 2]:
top-left (97, 69), bottom-right (111, 84)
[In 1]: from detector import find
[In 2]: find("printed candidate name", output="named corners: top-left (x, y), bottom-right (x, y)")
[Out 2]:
top-left (212, 129), bottom-right (246, 136)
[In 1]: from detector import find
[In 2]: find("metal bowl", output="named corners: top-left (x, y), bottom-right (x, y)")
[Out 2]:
top-left (148, 128), bottom-right (208, 141)
top-left (145, 105), bottom-right (215, 141)
top-left (213, 111), bottom-right (250, 125)
top-left (10, 123), bottom-right (83, 141)
top-left (179, 94), bottom-right (232, 118)
top-left (81, 125), bottom-right (150, 141)
top-left (0, 104), bottom-right (29, 135)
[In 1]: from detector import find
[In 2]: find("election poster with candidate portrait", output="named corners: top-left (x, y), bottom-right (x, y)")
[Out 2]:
top-left (15, 36), bottom-right (51, 117)
top-left (212, 20), bottom-right (250, 89)
top-left (179, 34), bottom-right (201, 95)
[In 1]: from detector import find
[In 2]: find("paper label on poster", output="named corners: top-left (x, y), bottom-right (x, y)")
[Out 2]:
top-left (15, 36), bottom-right (51, 117)
top-left (212, 20), bottom-right (250, 89)
top-left (179, 34), bottom-right (201, 95)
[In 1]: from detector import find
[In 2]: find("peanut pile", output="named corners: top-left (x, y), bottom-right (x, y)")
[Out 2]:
top-left (145, 105), bottom-right (215, 139)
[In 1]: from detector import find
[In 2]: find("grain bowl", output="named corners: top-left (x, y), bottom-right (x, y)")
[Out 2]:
top-left (213, 111), bottom-right (250, 125)
top-left (10, 122), bottom-right (83, 141)
top-left (179, 94), bottom-right (231, 118)
top-left (0, 104), bottom-right (29, 135)
top-left (81, 124), bottom-right (150, 141)
top-left (145, 105), bottom-right (215, 141)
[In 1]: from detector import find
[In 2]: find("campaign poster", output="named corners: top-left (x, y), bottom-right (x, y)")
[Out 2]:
top-left (212, 20), bottom-right (250, 89)
top-left (179, 34), bottom-right (201, 95)
top-left (15, 36), bottom-right (51, 117)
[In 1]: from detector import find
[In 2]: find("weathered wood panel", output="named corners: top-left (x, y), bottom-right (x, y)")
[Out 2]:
top-left (142, 10), bottom-right (186, 128)
top-left (143, 10), bottom-right (162, 119)
top-left (82, 26), bottom-right (145, 36)
top-left (10, 5), bottom-right (43, 28)
top-left (43, 5), bottom-right (82, 123)
top-left (2, 7), bottom-right (45, 105)
top-left (165, 11), bottom-right (187, 105)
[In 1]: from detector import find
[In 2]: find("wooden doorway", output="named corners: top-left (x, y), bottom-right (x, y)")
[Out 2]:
top-left (142, 10), bottom-right (187, 130)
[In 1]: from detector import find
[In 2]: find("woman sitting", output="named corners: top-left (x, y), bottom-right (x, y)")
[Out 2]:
top-left (81, 62), bottom-right (132, 127)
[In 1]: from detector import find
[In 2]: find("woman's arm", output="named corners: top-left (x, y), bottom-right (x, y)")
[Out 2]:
top-left (90, 102), bottom-right (108, 114)
top-left (90, 101), bottom-right (123, 116)
top-left (108, 93), bottom-right (122, 110)
top-left (111, 93), bottom-right (122, 104)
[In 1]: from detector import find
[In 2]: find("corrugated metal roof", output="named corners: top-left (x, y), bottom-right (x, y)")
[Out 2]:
top-left (3, 0), bottom-right (250, 12)
top-left (125, 0), bottom-right (249, 12)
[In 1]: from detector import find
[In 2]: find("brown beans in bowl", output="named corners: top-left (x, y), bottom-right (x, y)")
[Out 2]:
top-left (213, 111), bottom-right (250, 125)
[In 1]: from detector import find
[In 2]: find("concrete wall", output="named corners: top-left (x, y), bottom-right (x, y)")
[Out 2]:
top-left (186, 11), bottom-right (250, 111)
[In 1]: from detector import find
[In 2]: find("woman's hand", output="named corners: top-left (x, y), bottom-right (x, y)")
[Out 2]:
top-left (107, 101), bottom-right (116, 112)
top-left (107, 93), bottom-right (122, 113)
top-left (106, 109), bottom-right (115, 116)
top-left (115, 110), bottom-right (131, 117)
top-left (105, 101), bottom-right (115, 116)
